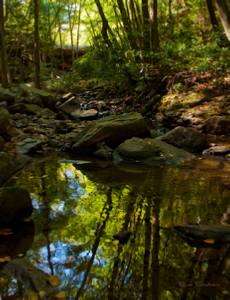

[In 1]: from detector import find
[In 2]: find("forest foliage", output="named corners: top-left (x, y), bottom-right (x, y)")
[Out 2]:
top-left (0, 0), bottom-right (230, 93)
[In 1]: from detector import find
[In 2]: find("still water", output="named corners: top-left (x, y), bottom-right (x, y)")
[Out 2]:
top-left (1, 155), bottom-right (230, 299)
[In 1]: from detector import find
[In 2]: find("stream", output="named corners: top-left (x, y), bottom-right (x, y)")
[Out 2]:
top-left (1, 152), bottom-right (230, 299)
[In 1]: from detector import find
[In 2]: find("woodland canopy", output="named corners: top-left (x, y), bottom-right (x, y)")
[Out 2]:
top-left (0, 0), bottom-right (230, 93)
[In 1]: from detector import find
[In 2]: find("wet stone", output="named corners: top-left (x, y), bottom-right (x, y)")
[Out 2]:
top-left (202, 146), bottom-right (230, 156)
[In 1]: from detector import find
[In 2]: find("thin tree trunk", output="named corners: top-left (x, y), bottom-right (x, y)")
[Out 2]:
top-left (76, 0), bottom-right (82, 59)
top-left (0, 0), bottom-right (10, 87)
top-left (94, 0), bottom-right (113, 47)
top-left (34, 0), bottom-right (40, 88)
top-left (215, 0), bottom-right (230, 41)
top-left (142, 0), bottom-right (150, 50)
top-left (150, 0), bottom-right (160, 51)
top-left (206, 0), bottom-right (218, 27)
top-left (117, 0), bottom-right (138, 49)
top-left (57, 15), bottom-right (64, 74)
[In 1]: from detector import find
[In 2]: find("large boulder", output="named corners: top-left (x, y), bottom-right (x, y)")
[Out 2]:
top-left (15, 84), bottom-right (57, 110)
top-left (0, 107), bottom-right (10, 134)
top-left (0, 187), bottom-right (32, 228)
top-left (114, 137), bottom-right (198, 165)
top-left (203, 116), bottom-right (230, 135)
top-left (155, 126), bottom-right (209, 152)
top-left (71, 112), bottom-right (151, 154)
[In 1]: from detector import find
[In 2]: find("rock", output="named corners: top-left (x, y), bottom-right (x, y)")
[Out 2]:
top-left (4, 121), bottom-right (22, 139)
top-left (15, 83), bottom-right (57, 110)
top-left (92, 142), bottom-right (113, 160)
top-left (0, 136), bottom-right (4, 150)
top-left (60, 144), bottom-right (71, 152)
top-left (0, 187), bottom-right (32, 228)
top-left (65, 132), bottom-right (78, 144)
top-left (58, 96), bottom-right (80, 115)
top-left (0, 101), bottom-right (7, 108)
top-left (159, 92), bottom-right (207, 113)
top-left (11, 133), bottom-right (28, 142)
top-left (41, 108), bottom-right (57, 118)
top-left (0, 88), bottom-right (15, 105)
top-left (0, 152), bottom-right (29, 186)
top-left (14, 116), bottom-right (29, 128)
top-left (55, 111), bottom-right (68, 120)
top-left (15, 138), bottom-right (44, 155)
top-left (173, 225), bottom-right (230, 244)
top-left (7, 103), bottom-right (35, 115)
top-left (62, 92), bottom-right (72, 102)
top-left (71, 109), bottom-right (98, 120)
top-left (114, 137), bottom-right (198, 165)
top-left (47, 138), bottom-right (59, 147)
top-left (0, 107), bottom-right (10, 134)
top-left (155, 126), bottom-right (209, 152)
top-left (202, 145), bottom-right (230, 156)
top-left (24, 104), bottom-right (44, 115)
top-left (115, 137), bottom-right (162, 161)
top-left (54, 121), bottom-right (69, 134)
top-left (71, 112), bottom-right (151, 154)
top-left (203, 116), bottom-right (230, 135)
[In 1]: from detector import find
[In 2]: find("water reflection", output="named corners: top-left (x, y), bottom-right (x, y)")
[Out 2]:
top-left (1, 156), bottom-right (230, 299)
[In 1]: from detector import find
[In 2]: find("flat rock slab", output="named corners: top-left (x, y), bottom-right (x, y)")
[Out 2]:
top-left (71, 109), bottom-right (98, 120)
top-left (173, 225), bottom-right (230, 244)
top-left (71, 112), bottom-right (151, 154)
top-left (155, 126), bottom-right (209, 153)
top-left (15, 138), bottom-right (44, 155)
top-left (114, 137), bottom-right (198, 165)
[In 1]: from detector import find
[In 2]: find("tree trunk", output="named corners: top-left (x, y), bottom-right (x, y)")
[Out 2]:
top-left (76, 0), bottom-right (82, 59)
top-left (94, 0), bottom-right (113, 47)
top-left (0, 0), bottom-right (10, 87)
top-left (150, 0), bottom-right (160, 51)
top-left (215, 0), bottom-right (230, 41)
top-left (117, 0), bottom-right (138, 49)
top-left (34, 0), bottom-right (40, 88)
top-left (206, 0), bottom-right (218, 27)
top-left (142, 0), bottom-right (150, 50)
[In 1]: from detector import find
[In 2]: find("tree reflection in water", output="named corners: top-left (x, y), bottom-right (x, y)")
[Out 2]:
top-left (1, 156), bottom-right (230, 299)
